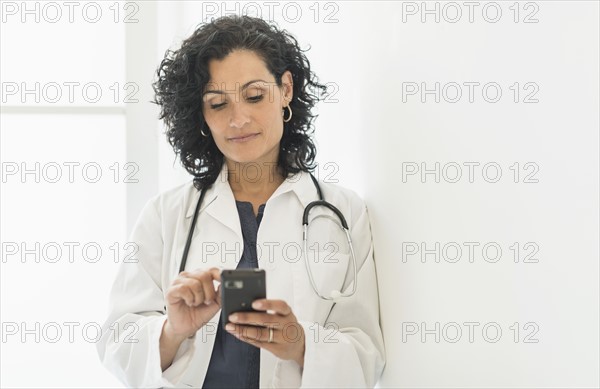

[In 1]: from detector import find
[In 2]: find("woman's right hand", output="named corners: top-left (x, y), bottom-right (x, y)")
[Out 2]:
top-left (164, 267), bottom-right (222, 339)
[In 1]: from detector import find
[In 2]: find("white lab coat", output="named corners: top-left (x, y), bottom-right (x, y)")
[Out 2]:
top-left (96, 162), bottom-right (385, 388)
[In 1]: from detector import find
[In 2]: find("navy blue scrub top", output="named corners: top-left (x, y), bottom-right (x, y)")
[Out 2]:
top-left (202, 201), bottom-right (265, 389)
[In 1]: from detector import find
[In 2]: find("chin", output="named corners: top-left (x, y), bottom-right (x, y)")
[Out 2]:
top-left (225, 153), bottom-right (261, 165)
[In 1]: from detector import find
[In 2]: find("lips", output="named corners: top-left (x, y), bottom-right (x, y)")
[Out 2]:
top-left (229, 133), bottom-right (259, 141)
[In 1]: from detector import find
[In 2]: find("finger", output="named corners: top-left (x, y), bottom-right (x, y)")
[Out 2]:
top-left (181, 267), bottom-right (222, 283)
top-left (227, 317), bottom-right (303, 347)
top-left (179, 271), bottom-right (217, 305)
top-left (236, 334), bottom-right (279, 353)
top-left (228, 312), bottom-right (279, 328)
top-left (185, 277), bottom-right (209, 306)
top-left (172, 273), bottom-right (203, 294)
top-left (215, 284), bottom-right (222, 307)
top-left (178, 277), bottom-right (211, 307)
top-left (178, 270), bottom-right (191, 278)
top-left (227, 323), bottom-right (304, 349)
top-left (210, 267), bottom-right (222, 282)
top-left (226, 323), bottom-right (274, 344)
top-left (200, 276), bottom-right (217, 305)
top-left (252, 299), bottom-right (292, 316)
top-left (168, 284), bottom-right (196, 306)
top-left (172, 276), bottom-right (188, 286)
top-left (166, 285), bottom-right (184, 305)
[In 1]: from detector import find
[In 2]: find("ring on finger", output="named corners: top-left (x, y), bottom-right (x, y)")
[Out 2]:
top-left (268, 327), bottom-right (274, 343)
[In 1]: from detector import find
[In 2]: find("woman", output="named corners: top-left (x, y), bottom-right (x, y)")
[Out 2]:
top-left (96, 14), bottom-right (385, 388)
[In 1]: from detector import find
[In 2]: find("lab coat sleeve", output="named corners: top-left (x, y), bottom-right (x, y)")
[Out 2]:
top-left (275, 200), bottom-right (386, 388)
top-left (95, 196), bottom-right (195, 388)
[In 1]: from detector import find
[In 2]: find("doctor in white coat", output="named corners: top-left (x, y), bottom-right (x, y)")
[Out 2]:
top-left (96, 14), bottom-right (385, 388)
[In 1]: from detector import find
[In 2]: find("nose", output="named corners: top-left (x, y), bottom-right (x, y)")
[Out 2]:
top-left (229, 102), bottom-right (250, 129)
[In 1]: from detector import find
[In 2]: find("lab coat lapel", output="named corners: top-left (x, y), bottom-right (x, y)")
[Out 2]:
top-left (268, 169), bottom-right (317, 208)
top-left (204, 168), bottom-right (243, 247)
top-left (186, 164), bottom-right (242, 238)
top-left (184, 162), bottom-right (243, 271)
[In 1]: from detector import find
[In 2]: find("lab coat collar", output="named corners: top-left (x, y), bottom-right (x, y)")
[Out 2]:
top-left (184, 161), bottom-right (318, 220)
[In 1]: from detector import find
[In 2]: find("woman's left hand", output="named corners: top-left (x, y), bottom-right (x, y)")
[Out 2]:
top-left (225, 299), bottom-right (305, 368)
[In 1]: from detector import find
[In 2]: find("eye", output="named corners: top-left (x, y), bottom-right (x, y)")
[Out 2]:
top-left (209, 95), bottom-right (263, 110)
top-left (210, 102), bottom-right (226, 110)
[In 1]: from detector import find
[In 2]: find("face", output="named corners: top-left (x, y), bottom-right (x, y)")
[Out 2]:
top-left (201, 49), bottom-right (293, 169)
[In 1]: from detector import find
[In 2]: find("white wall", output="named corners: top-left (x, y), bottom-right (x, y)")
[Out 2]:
top-left (1, 1), bottom-right (598, 387)
top-left (1, 1), bottom-right (128, 387)
top-left (353, 1), bottom-right (599, 387)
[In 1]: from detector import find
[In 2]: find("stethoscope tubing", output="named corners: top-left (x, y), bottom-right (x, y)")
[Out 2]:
top-left (179, 172), bottom-right (358, 300)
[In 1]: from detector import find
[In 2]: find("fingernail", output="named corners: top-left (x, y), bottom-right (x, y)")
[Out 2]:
top-left (229, 314), bottom-right (237, 322)
top-left (252, 301), bottom-right (262, 309)
top-left (204, 300), bottom-right (212, 305)
top-left (225, 323), bottom-right (234, 331)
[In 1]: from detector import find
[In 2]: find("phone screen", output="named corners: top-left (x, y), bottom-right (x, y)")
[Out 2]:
top-left (220, 269), bottom-right (266, 328)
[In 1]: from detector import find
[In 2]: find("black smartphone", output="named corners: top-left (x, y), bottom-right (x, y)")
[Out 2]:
top-left (220, 269), bottom-right (266, 328)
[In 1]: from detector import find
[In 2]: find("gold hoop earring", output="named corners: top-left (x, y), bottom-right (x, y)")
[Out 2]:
top-left (283, 105), bottom-right (292, 123)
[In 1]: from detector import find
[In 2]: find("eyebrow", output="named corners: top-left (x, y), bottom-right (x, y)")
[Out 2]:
top-left (202, 79), bottom-right (268, 97)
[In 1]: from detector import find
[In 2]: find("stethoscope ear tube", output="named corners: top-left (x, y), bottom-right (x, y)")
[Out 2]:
top-left (302, 175), bottom-right (357, 300)
top-left (308, 173), bottom-right (323, 201)
top-left (302, 200), bottom-right (349, 230)
top-left (179, 185), bottom-right (209, 273)
top-left (302, 221), bottom-right (359, 301)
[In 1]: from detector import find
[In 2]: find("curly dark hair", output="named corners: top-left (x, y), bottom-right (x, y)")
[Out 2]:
top-left (151, 15), bottom-right (328, 191)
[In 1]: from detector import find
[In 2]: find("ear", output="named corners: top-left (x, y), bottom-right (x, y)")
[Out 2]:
top-left (281, 70), bottom-right (294, 105)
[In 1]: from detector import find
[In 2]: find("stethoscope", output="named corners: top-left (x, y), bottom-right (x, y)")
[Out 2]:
top-left (179, 173), bottom-right (358, 301)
